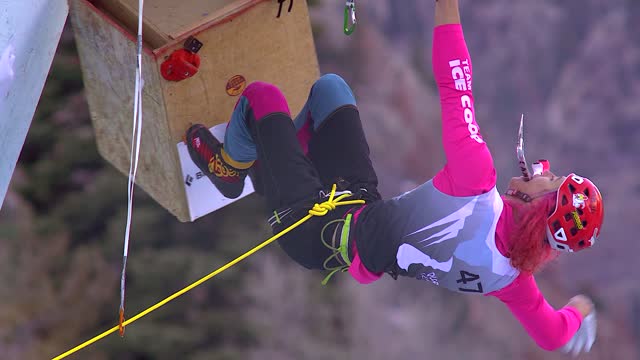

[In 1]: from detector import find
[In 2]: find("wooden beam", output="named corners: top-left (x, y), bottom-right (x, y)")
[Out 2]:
top-left (90, 0), bottom-right (264, 48)
top-left (90, 0), bottom-right (167, 48)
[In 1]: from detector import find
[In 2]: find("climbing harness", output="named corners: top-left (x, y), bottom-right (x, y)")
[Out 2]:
top-left (320, 213), bottom-right (353, 284)
top-left (52, 184), bottom-right (365, 360)
top-left (268, 188), bottom-right (354, 231)
top-left (344, 0), bottom-right (357, 35)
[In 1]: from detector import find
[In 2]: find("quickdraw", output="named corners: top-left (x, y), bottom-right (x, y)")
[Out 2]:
top-left (344, 0), bottom-right (357, 35)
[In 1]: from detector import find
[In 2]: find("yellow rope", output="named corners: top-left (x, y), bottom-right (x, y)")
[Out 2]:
top-left (51, 184), bottom-right (364, 360)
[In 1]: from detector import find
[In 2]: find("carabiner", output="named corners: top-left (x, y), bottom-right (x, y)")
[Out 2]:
top-left (344, 0), bottom-right (356, 35)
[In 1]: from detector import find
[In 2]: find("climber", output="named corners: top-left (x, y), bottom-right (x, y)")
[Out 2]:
top-left (185, 0), bottom-right (602, 355)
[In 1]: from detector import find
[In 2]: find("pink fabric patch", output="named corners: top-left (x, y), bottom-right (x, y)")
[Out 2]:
top-left (347, 205), bottom-right (384, 284)
top-left (494, 199), bottom-right (514, 257)
top-left (348, 254), bottom-right (383, 284)
top-left (296, 113), bottom-right (313, 155)
top-left (242, 81), bottom-right (291, 121)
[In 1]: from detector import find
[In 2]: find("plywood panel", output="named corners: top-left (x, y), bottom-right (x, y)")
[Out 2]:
top-left (70, 0), bottom-right (318, 222)
top-left (70, 0), bottom-right (190, 221)
top-left (161, 0), bottom-right (320, 142)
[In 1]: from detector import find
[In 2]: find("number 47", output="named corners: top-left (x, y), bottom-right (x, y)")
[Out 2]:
top-left (457, 270), bottom-right (484, 293)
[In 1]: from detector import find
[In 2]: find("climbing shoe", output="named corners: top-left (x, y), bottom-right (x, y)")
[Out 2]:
top-left (185, 124), bottom-right (253, 199)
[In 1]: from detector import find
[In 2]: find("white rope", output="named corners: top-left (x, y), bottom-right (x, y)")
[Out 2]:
top-left (119, 0), bottom-right (145, 332)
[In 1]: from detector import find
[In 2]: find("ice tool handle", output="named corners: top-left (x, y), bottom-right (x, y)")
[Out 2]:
top-left (517, 114), bottom-right (531, 181)
top-left (344, 0), bottom-right (357, 35)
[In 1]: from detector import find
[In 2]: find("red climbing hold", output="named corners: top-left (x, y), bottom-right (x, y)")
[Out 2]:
top-left (160, 49), bottom-right (201, 82)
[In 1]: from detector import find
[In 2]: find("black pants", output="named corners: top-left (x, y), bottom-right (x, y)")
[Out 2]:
top-left (248, 106), bottom-right (382, 270)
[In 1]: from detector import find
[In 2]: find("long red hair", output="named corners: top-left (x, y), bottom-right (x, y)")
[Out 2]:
top-left (507, 191), bottom-right (559, 274)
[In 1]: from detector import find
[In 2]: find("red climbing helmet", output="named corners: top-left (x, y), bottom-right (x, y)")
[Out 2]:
top-left (546, 174), bottom-right (604, 252)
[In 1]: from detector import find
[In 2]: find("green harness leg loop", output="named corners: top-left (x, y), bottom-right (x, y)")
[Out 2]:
top-left (321, 214), bottom-right (354, 285)
top-left (338, 213), bottom-right (353, 265)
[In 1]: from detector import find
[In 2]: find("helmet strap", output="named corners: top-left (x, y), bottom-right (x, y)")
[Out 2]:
top-left (505, 189), bottom-right (533, 203)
